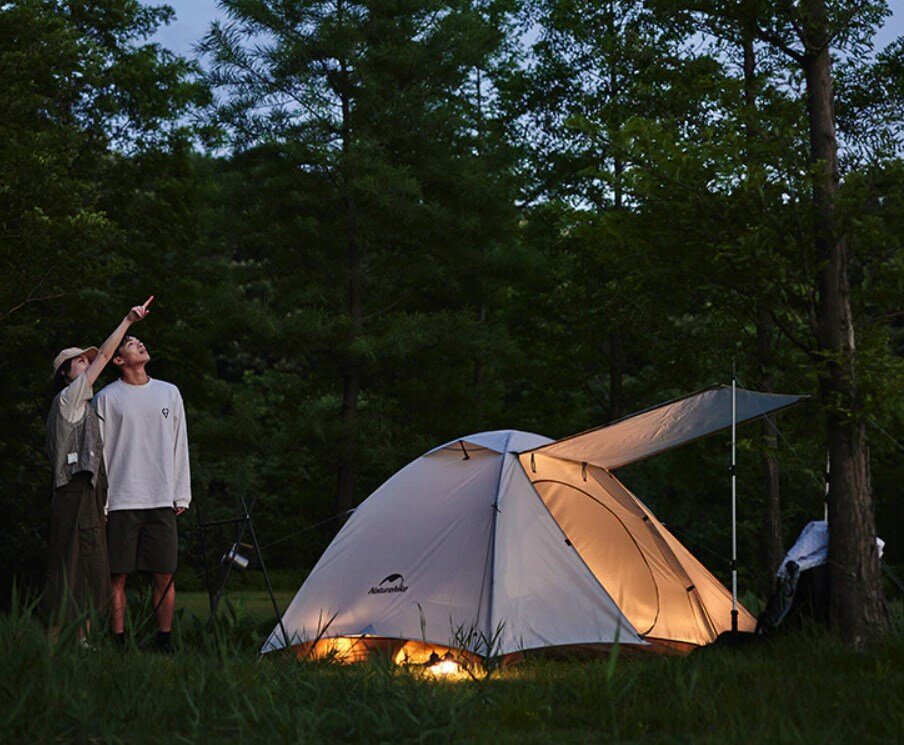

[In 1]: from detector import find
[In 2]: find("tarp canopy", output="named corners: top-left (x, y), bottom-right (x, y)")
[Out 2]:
top-left (526, 385), bottom-right (806, 470)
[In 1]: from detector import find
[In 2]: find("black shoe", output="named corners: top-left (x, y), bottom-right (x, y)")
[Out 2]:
top-left (155, 631), bottom-right (174, 655)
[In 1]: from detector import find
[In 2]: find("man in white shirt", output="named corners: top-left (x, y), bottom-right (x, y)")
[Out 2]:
top-left (94, 334), bottom-right (191, 651)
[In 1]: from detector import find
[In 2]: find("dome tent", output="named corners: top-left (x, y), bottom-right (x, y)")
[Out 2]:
top-left (263, 386), bottom-right (804, 662)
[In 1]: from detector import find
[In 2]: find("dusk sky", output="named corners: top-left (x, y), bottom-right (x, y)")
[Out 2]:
top-left (147, 0), bottom-right (903, 59)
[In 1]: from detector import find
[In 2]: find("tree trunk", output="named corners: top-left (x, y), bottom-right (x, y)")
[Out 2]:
top-left (743, 32), bottom-right (783, 576)
top-left (472, 304), bottom-right (486, 388)
top-left (472, 66), bottom-right (486, 397)
top-left (607, 332), bottom-right (624, 422)
top-left (336, 191), bottom-right (362, 516)
top-left (608, 62), bottom-right (624, 422)
top-left (336, 40), bottom-right (361, 519)
top-left (337, 361), bottom-right (359, 516)
top-left (757, 302), bottom-right (784, 574)
top-left (801, 0), bottom-right (887, 646)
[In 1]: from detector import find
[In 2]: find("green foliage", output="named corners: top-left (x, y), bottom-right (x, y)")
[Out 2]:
top-left (1, 0), bottom-right (901, 616)
top-left (0, 0), bottom-right (207, 599)
top-left (501, 0), bottom-right (903, 593)
top-left (191, 0), bottom-right (532, 555)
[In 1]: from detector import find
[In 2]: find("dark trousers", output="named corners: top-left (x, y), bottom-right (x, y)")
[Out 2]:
top-left (44, 472), bottom-right (112, 625)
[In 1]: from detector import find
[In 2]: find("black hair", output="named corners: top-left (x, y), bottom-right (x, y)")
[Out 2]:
top-left (116, 334), bottom-right (136, 356)
top-left (53, 358), bottom-right (74, 393)
top-left (112, 335), bottom-right (136, 378)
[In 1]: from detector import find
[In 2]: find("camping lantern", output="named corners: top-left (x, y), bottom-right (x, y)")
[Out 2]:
top-left (222, 542), bottom-right (251, 570)
top-left (426, 652), bottom-right (463, 677)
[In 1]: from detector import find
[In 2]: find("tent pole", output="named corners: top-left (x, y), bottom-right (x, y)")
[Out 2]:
top-left (731, 368), bottom-right (739, 636)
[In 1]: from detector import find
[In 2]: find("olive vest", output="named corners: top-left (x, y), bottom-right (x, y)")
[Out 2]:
top-left (46, 391), bottom-right (103, 489)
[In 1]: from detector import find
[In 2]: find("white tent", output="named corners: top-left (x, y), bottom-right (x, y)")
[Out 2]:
top-left (263, 386), bottom-right (804, 661)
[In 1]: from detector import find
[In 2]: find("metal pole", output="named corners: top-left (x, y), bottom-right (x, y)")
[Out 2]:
top-left (241, 495), bottom-right (291, 651)
top-left (208, 498), bottom-right (256, 625)
top-left (196, 505), bottom-right (215, 617)
top-left (731, 369), bottom-right (739, 635)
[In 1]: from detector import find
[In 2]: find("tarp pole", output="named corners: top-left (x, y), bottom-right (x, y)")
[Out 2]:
top-left (731, 370), bottom-right (739, 635)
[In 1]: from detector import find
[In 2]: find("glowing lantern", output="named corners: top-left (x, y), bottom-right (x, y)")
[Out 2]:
top-left (424, 651), bottom-right (464, 677)
top-left (427, 659), bottom-right (461, 676)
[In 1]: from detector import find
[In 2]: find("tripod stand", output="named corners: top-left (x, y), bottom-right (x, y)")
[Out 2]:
top-left (196, 496), bottom-right (290, 649)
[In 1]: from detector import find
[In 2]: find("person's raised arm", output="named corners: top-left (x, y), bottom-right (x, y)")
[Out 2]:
top-left (84, 296), bottom-right (153, 387)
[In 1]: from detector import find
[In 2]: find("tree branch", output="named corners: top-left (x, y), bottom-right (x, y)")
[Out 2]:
top-left (769, 308), bottom-right (819, 360)
top-left (826, 0), bottom-right (875, 52)
top-left (0, 270), bottom-right (65, 324)
top-left (752, 17), bottom-right (806, 64)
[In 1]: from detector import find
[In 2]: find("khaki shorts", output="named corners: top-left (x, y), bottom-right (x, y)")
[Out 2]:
top-left (107, 508), bottom-right (178, 574)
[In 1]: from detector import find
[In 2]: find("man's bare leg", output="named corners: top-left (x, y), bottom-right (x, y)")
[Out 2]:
top-left (110, 574), bottom-right (128, 634)
top-left (151, 573), bottom-right (175, 632)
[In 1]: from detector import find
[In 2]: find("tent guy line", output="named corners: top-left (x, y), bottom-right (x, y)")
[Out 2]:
top-left (256, 509), bottom-right (357, 553)
top-left (733, 370), bottom-right (824, 491)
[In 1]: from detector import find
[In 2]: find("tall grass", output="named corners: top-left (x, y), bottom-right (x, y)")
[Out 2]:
top-left (2, 593), bottom-right (902, 743)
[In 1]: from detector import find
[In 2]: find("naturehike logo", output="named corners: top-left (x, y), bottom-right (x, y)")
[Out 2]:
top-left (368, 573), bottom-right (408, 595)
top-left (162, 408), bottom-right (169, 418)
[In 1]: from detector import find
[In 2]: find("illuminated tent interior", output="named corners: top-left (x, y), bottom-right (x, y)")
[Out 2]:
top-left (262, 386), bottom-right (804, 665)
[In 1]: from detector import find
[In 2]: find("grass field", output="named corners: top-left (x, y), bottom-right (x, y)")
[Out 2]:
top-left (3, 593), bottom-right (902, 743)
top-left (177, 590), bottom-right (295, 628)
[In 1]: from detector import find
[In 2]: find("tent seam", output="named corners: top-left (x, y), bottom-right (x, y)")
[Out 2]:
top-left (515, 453), bottom-right (642, 644)
top-left (483, 431), bottom-right (511, 647)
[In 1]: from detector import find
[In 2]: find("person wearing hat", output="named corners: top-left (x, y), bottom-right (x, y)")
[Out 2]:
top-left (44, 297), bottom-right (153, 639)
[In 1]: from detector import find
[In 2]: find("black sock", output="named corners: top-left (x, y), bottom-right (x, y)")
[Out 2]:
top-left (156, 631), bottom-right (172, 647)
top-left (113, 632), bottom-right (126, 647)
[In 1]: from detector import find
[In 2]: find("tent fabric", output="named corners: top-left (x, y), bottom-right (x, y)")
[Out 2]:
top-left (519, 452), bottom-right (754, 645)
top-left (262, 434), bottom-right (645, 656)
top-left (489, 454), bottom-right (645, 653)
top-left (425, 429), bottom-right (552, 456)
top-left (263, 446), bottom-right (503, 653)
top-left (526, 386), bottom-right (805, 470)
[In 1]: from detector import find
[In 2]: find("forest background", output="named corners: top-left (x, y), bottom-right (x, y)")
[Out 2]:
top-left (1, 0), bottom-right (901, 625)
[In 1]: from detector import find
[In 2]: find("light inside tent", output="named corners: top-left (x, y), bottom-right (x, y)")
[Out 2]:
top-left (324, 637), bottom-right (360, 657)
top-left (427, 659), bottom-right (462, 676)
top-left (296, 635), bottom-right (372, 662)
top-left (294, 637), bottom-right (479, 673)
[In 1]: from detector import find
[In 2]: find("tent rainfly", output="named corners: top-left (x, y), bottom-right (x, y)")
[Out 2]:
top-left (263, 386), bottom-right (804, 663)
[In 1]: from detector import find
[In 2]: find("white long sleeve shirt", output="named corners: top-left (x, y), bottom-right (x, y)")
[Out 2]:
top-left (93, 378), bottom-right (192, 512)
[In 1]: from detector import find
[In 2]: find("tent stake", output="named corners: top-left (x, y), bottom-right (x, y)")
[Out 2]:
top-left (731, 368), bottom-right (739, 636)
